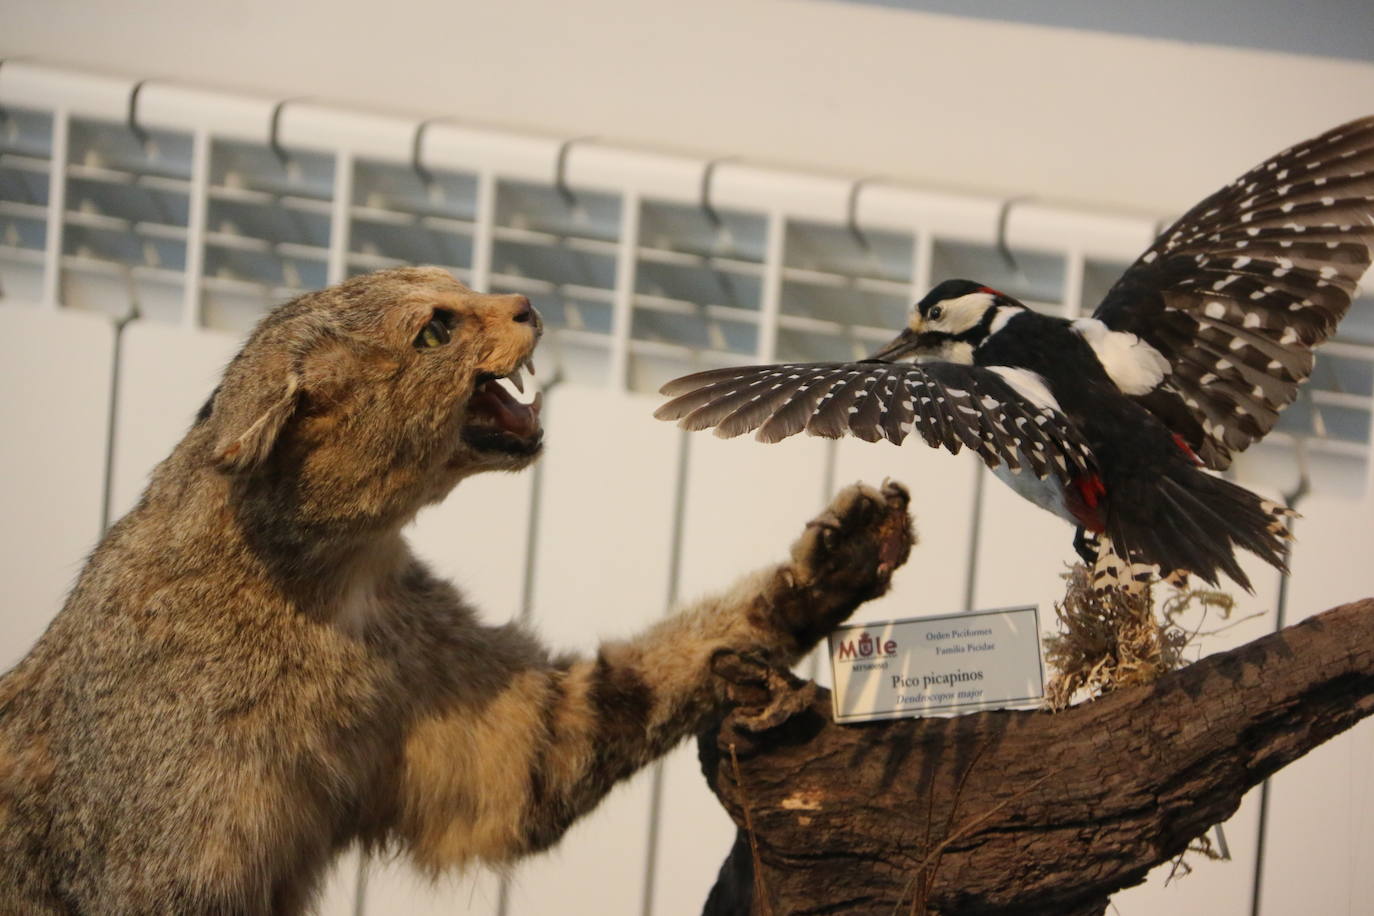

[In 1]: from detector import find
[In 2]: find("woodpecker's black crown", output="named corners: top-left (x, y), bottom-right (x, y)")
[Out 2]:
top-left (917, 279), bottom-right (999, 316)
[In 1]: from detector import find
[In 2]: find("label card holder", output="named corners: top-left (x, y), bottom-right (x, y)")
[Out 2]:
top-left (827, 605), bottom-right (1045, 724)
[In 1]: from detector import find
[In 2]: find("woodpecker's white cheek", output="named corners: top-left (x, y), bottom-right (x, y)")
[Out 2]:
top-left (1071, 318), bottom-right (1169, 395)
top-left (938, 340), bottom-right (975, 364)
top-left (943, 293), bottom-right (996, 335)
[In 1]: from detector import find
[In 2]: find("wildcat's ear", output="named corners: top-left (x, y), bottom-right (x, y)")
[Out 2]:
top-left (211, 368), bottom-right (303, 474)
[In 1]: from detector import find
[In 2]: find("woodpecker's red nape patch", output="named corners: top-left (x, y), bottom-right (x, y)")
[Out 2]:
top-left (1172, 433), bottom-right (1204, 467)
top-left (978, 286), bottom-right (1004, 297)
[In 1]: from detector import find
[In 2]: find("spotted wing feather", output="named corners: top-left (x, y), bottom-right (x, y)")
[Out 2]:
top-left (655, 361), bottom-right (1094, 483)
top-left (1094, 115), bottom-right (1374, 470)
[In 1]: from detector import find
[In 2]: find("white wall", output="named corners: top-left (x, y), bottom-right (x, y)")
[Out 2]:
top-left (4, 0), bottom-right (1374, 217)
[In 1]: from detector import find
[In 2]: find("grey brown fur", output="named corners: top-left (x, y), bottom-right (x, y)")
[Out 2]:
top-left (0, 267), bottom-right (913, 915)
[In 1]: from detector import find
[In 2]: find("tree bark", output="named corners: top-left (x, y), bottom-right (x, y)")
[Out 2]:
top-left (698, 597), bottom-right (1374, 915)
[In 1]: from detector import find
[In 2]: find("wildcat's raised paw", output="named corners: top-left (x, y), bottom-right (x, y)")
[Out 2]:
top-left (790, 480), bottom-right (914, 601)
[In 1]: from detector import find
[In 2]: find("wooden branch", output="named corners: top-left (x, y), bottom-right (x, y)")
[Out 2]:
top-left (698, 597), bottom-right (1374, 916)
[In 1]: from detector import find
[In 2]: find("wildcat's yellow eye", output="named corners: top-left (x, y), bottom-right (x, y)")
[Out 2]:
top-left (415, 313), bottom-right (453, 349)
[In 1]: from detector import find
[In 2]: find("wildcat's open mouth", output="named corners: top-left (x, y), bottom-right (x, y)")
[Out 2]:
top-left (461, 358), bottom-right (544, 456)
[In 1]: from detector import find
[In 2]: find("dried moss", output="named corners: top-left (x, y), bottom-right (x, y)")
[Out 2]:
top-left (1043, 564), bottom-right (1240, 711)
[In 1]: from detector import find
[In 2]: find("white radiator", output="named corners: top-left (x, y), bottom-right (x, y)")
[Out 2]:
top-left (3, 60), bottom-right (1373, 916)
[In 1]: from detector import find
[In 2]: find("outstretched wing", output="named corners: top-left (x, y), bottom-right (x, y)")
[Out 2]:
top-left (1093, 115), bottom-right (1374, 470)
top-left (655, 361), bottom-right (1093, 483)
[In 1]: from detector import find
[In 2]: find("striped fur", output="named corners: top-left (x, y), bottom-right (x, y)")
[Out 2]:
top-left (0, 267), bottom-right (913, 914)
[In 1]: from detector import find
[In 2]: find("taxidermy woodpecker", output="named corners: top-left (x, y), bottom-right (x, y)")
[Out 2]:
top-left (655, 116), bottom-right (1374, 592)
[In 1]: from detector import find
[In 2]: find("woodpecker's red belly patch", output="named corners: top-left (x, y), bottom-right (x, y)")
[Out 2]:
top-left (1065, 473), bottom-right (1108, 533)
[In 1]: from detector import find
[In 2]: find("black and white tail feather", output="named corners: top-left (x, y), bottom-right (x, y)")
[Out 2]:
top-left (1091, 471), bottom-right (1295, 594)
top-left (655, 116), bottom-right (1373, 593)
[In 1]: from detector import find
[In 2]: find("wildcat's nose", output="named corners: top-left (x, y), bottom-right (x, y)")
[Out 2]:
top-left (510, 296), bottom-right (543, 337)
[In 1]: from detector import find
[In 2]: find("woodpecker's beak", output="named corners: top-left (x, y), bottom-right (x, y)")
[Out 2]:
top-left (868, 326), bottom-right (924, 362)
